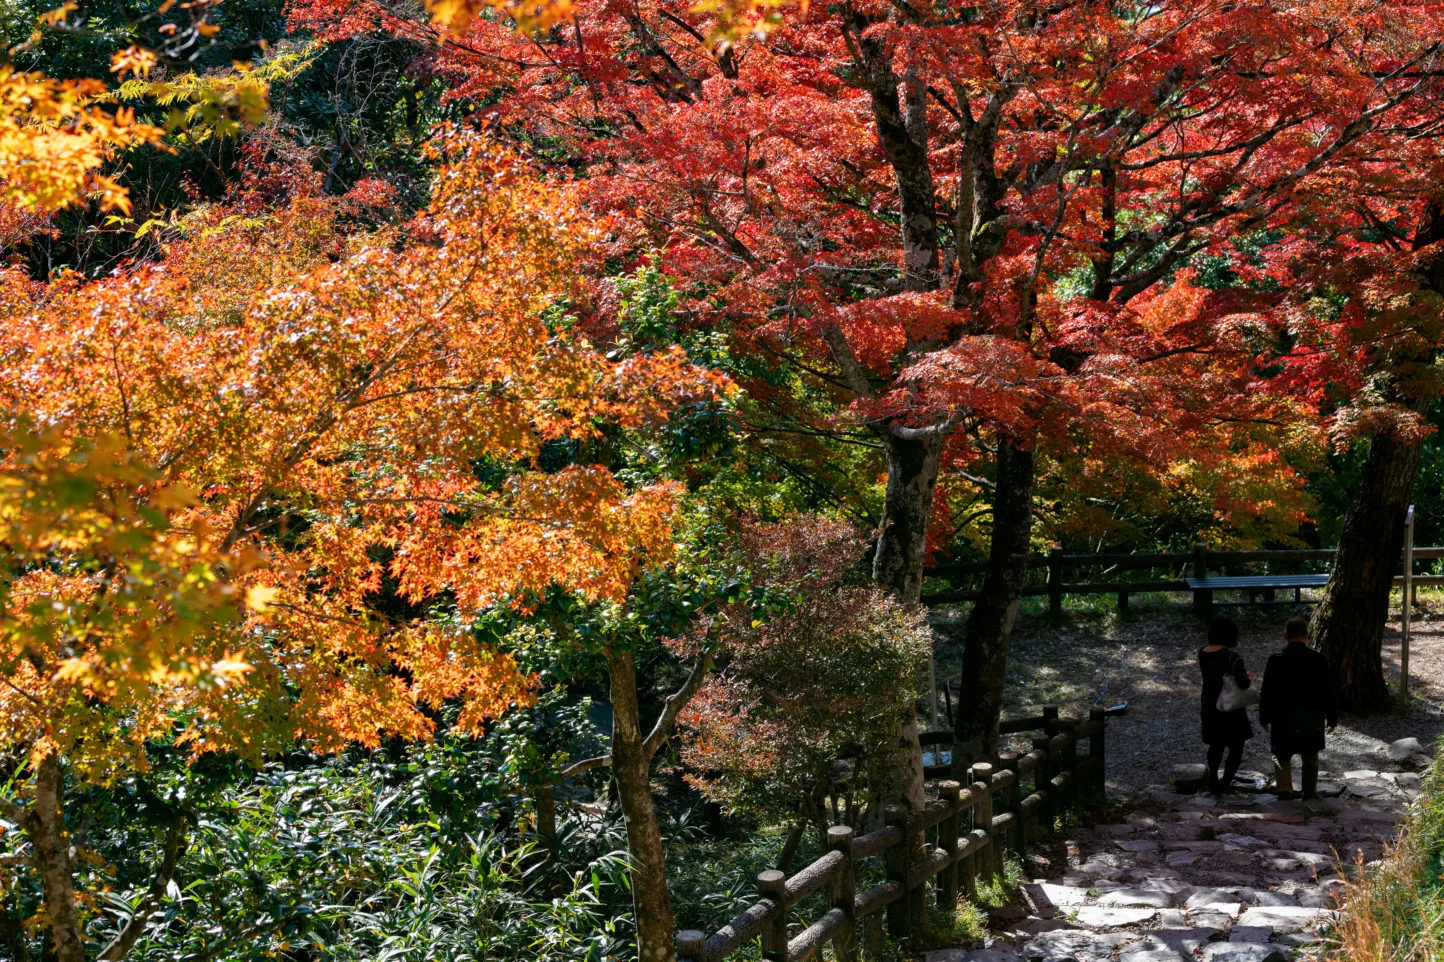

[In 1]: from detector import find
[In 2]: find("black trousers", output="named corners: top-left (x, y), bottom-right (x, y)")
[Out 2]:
top-left (1206, 739), bottom-right (1245, 790)
top-left (1273, 752), bottom-right (1320, 798)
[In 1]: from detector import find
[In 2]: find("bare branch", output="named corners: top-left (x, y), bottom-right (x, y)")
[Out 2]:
top-left (819, 324), bottom-right (875, 400)
top-left (0, 794), bottom-right (26, 825)
top-left (555, 754), bottom-right (614, 783)
top-left (643, 650), bottom-right (715, 759)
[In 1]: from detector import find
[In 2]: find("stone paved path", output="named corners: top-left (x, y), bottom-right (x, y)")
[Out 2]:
top-left (925, 754), bottom-right (1424, 962)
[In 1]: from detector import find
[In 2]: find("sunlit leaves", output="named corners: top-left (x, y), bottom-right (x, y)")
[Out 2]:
top-left (0, 426), bottom-right (263, 780)
top-left (0, 68), bottom-right (163, 214)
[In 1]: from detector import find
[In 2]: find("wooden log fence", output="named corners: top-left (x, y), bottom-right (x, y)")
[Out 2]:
top-left (922, 543), bottom-right (1444, 615)
top-left (676, 706), bottom-right (1113, 962)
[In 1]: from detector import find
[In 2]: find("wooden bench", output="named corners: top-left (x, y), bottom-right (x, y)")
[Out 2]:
top-left (1185, 574), bottom-right (1329, 620)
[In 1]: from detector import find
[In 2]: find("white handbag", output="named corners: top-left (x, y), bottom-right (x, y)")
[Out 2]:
top-left (1216, 653), bottom-right (1260, 712)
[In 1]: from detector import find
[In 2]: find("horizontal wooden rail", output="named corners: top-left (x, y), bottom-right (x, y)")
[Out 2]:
top-left (923, 542), bottom-right (1444, 618)
top-left (676, 705), bottom-right (1111, 962)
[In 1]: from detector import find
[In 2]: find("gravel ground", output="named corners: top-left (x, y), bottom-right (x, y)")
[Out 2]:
top-left (930, 592), bottom-right (1444, 795)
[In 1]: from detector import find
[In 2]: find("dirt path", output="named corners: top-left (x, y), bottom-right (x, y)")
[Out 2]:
top-left (931, 595), bottom-right (1444, 796)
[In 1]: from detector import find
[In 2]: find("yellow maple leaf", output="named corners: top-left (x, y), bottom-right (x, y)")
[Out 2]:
top-left (244, 585), bottom-right (280, 613)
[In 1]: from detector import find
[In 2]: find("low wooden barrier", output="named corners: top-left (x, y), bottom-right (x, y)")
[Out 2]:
top-left (922, 543), bottom-right (1444, 616)
top-left (675, 706), bottom-right (1111, 962)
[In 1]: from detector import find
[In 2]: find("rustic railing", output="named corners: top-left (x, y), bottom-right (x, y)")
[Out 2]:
top-left (923, 542), bottom-right (1444, 615)
top-left (675, 705), bottom-right (1113, 962)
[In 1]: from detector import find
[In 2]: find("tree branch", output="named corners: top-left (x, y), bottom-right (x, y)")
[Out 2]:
top-left (888, 413), bottom-right (962, 441)
top-left (98, 818), bottom-right (189, 962)
top-left (0, 794), bottom-right (26, 825)
top-left (643, 650), bottom-right (715, 759)
top-left (555, 753), bottom-right (613, 783)
top-left (819, 324), bottom-right (875, 400)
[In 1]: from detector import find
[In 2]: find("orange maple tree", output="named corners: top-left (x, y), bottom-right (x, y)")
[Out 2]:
top-left (0, 129), bottom-right (727, 961)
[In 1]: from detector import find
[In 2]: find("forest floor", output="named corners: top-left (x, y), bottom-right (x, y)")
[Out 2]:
top-left (931, 591), bottom-right (1444, 796)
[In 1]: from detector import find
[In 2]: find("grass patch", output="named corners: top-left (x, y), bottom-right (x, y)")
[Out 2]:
top-left (1318, 741), bottom-right (1444, 962)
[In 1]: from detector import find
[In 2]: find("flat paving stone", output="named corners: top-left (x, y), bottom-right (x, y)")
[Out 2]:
top-left (1234, 906), bottom-right (1326, 935)
top-left (1201, 944), bottom-right (1291, 962)
top-left (1228, 926), bottom-right (1272, 943)
top-left (1186, 888), bottom-right (1242, 908)
top-left (1149, 928), bottom-right (1218, 952)
top-left (1219, 833), bottom-right (1268, 849)
top-left (1346, 780), bottom-right (1391, 799)
top-left (1188, 910), bottom-right (1236, 934)
top-left (1097, 888), bottom-right (1174, 908)
top-left (1026, 883), bottom-right (1093, 912)
top-left (1074, 906), bottom-right (1160, 928)
top-left (1117, 840), bottom-right (1162, 853)
top-left (1118, 940), bottom-right (1189, 962)
top-left (1021, 931), bottom-right (1133, 962)
top-left (925, 950), bottom-right (1023, 962)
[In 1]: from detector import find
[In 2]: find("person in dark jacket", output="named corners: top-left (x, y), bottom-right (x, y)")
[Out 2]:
top-left (1199, 619), bottom-right (1254, 794)
top-left (1259, 617), bottom-right (1339, 800)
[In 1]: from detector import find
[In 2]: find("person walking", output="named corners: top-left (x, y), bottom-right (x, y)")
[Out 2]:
top-left (1259, 617), bottom-right (1338, 800)
top-left (1199, 619), bottom-right (1254, 794)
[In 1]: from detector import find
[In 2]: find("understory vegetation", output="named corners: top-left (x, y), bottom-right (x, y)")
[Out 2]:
top-left (1321, 745), bottom-right (1444, 962)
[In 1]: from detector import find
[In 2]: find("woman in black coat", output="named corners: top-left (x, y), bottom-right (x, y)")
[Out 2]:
top-left (1199, 619), bottom-right (1254, 794)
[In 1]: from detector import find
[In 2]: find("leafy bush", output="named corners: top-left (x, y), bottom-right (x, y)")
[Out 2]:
top-left (674, 516), bottom-right (932, 826)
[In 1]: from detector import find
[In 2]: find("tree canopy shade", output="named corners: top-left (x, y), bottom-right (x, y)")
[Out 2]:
top-left (0, 129), bottom-right (728, 962)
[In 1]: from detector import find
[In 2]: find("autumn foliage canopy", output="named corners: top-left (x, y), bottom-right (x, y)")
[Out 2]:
top-left (0, 129), bottom-right (728, 781)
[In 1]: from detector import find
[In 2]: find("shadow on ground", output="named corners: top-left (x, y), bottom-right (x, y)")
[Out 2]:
top-left (930, 592), bottom-right (1444, 793)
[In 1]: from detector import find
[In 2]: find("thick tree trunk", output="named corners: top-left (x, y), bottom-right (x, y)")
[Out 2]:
top-left (24, 755), bottom-right (85, 962)
top-left (953, 439), bottom-right (1036, 770)
top-left (1310, 429), bottom-right (1423, 713)
top-left (606, 650), bottom-right (677, 962)
top-left (1310, 200), bottom-right (1444, 715)
top-left (873, 433), bottom-right (944, 604)
top-left (852, 14), bottom-right (940, 294)
top-left (873, 431), bottom-right (940, 816)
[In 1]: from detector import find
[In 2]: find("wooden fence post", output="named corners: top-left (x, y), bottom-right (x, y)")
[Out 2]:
top-left (758, 870), bottom-right (788, 962)
top-left (1193, 542), bottom-right (1211, 619)
top-left (828, 825), bottom-right (857, 962)
top-left (1048, 547), bottom-right (1065, 622)
top-left (1043, 705), bottom-right (1060, 737)
top-left (1060, 721), bottom-right (1079, 812)
top-left (677, 930), bottom-right (708, 962)
top-left (937, 782), bottom-right (962, 916)
top-left (884, 804), bottom-right (919, 943)
top-left (1033, 734), bottom-right (1055, 834)
top-left (1088, 708), bottom-right (1107, 801)
top-left (1000, 751), bottom-right (1024, 859)
top-left (970, 762), bottom-right (1000, 879)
